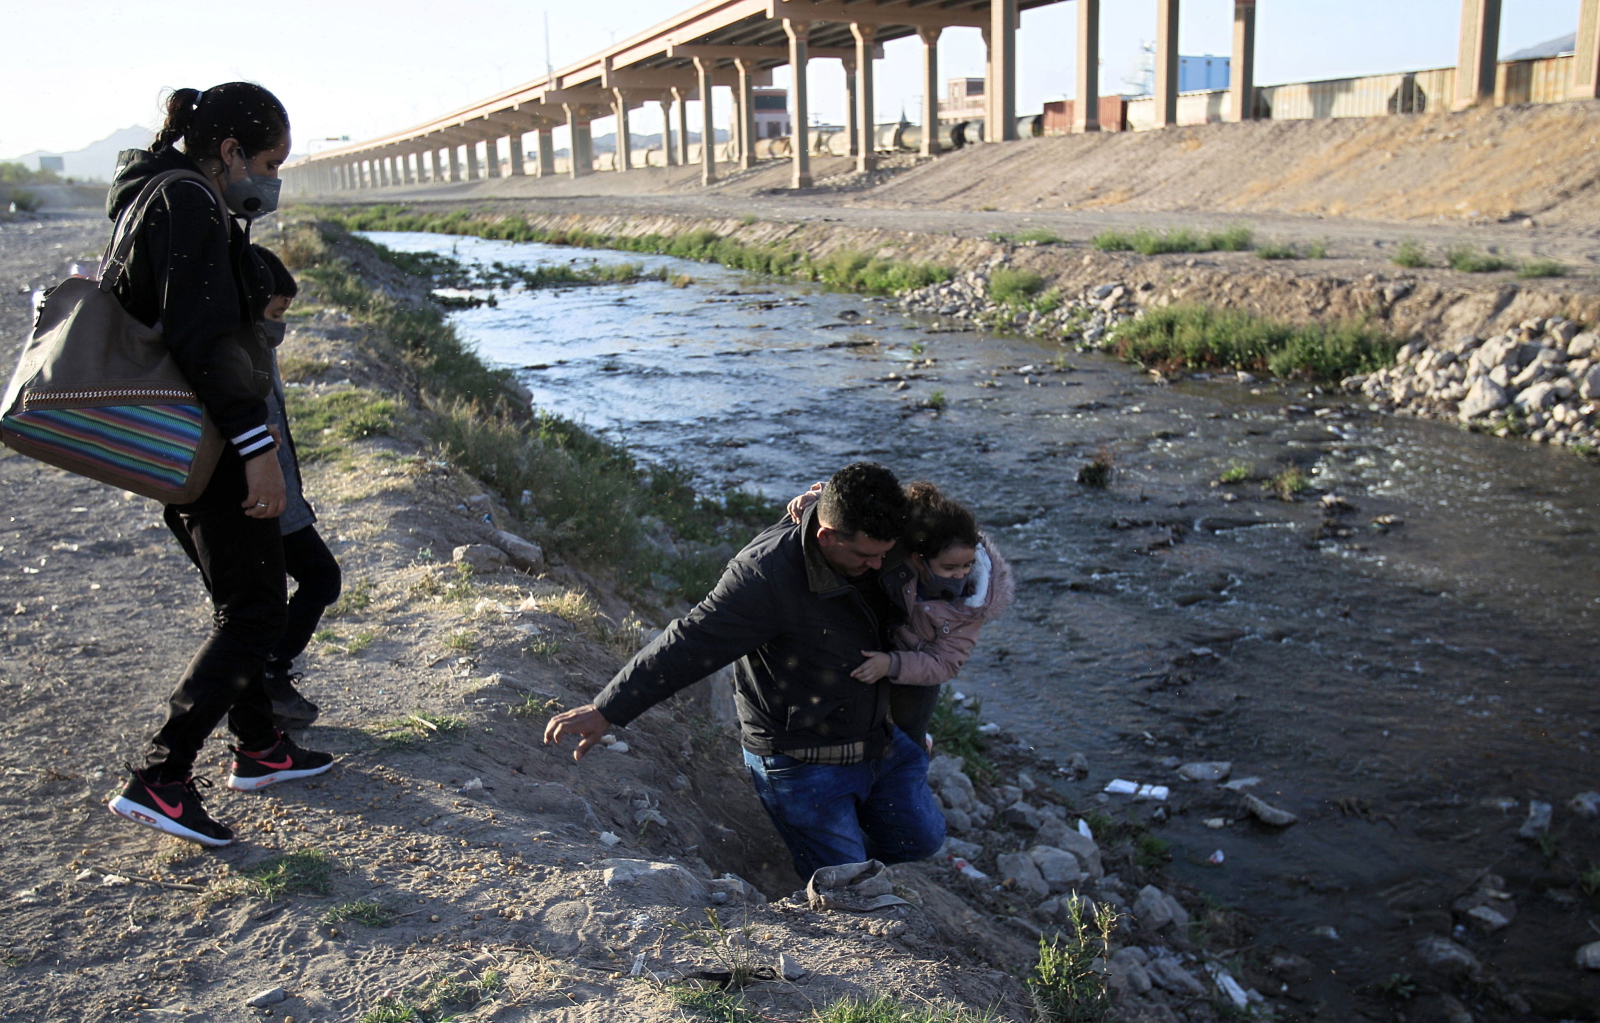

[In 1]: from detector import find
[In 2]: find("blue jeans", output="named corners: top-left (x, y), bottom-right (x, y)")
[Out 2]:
top-left (743, 727), bottom-right (946, 880)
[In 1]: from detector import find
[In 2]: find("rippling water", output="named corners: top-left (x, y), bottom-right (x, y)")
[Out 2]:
top-left (364, 230), bottom-right (1600, 1007)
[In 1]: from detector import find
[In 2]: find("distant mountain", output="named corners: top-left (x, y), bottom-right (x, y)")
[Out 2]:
top-left (2, 126), bottom-right (154, 183)
top-left (1506, 32), bottom-right (1576, 61)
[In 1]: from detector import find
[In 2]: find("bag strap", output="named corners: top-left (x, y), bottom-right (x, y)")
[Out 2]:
top-left (97, 169), bottom-right (229, 294)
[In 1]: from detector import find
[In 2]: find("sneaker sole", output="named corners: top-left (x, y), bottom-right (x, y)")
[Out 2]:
top-left (107, 797), bottom-right (233, 848)
top-left (226, 761), bottom-right (334, 792)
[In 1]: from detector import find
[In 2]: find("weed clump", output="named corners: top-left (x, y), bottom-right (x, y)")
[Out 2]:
top-left (1218, 462), bottom-right (1251, 484)
top-left (1517, 258), bottom-right (1567, 279)
top-left (1093, 224), bottom-right (1252, 255)
top-left (324, 899), bottom-right (394, 927)
top-left (238, 849), bottom-right (335, 901)
top-left (1265, 465), bottom-right (1311, 500)
top-left (1027, 897), bottom-right (1120, 1023)
top-left (989, 268), bottom-right (1045, 305)
top-left (1110, 305), bottom-right (1399, 381)
top-left (1391, 240), bottom-right (1430, 269)
top-left (928, 690), bottom-right (996, 781)
top-left (1445, 245), bottom-right (1515, 273)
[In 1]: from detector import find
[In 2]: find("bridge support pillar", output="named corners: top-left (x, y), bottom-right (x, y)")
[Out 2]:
top-left (694, 57), bottom-right (717, 185)
top-left (428, 149), bottom-right (441, 183)
top-left (661, 99), bottom-right (677, 166)
top-left (534, 129), bottom-right (555, 176)
top-left (614, 90), bottom-right (633, 172)
top-left (844, 59), bottom-right (858, 156)
top-left (853, 24), bottom-right (877, 172)
top-left (919, 28), bottom-right (942, 156)
top-left (486, 137), bottom-right (501, 178)
top-left (447, 146), bottom-right (461, 183)
top-left (565, 106), bottom-right (593, 177)
top-left (508, 134), bottom-right (525, 176)
top-left (1155, 0), bottom-right (1180, 126)
top-left (673, 88), bottom-right (691, 166)
top-left (785, 19), bottom-right (812, 188)
top-left (1454, 0), bottom-right (1501, 109)
top-left (987, 0), bottom-right (1017, 140)
top-left (1074, 0), bottom-right (1101, 132)
top-left (465, 141), bottom-right (481, 180)
top-left (1577, 0), bottom-right (1600, 99)
top-left (1228, 0), bottom-right (1257, 121)
top-left (735, 58), bottom-right (757, 170)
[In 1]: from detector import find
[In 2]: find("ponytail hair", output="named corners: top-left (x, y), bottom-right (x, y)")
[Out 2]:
top-left (902, 481), bottom-right (980, 559)
top-left (154, 82), bottom-right (289, 158)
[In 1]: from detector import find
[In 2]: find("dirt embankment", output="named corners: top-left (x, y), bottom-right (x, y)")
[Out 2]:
top-left (0, 216), bottom-right (1275, 1023)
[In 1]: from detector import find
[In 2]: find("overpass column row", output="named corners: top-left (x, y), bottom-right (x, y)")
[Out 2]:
top-left (430, 149), bottom-right (443, 184)
top-left (852, 24), bottom-right (877, 173)
top-left (919, 28), bottom-right (941, 156)
top-left (988, 0), bottom-right (1018, 141)
top-left (486, 138), bottom-right (502, 178)
top-left (1155, 0), bottom-right (1180, 127)
top-left (844, 58), bottom-right (858, 157)
top-left (535, 129), bottom-right (555, 176)
top-left (508, 134), bottom-right (525, 176)
top-left (674, 87), bottom-right (691, 166)
top-left (785, 19), bottom-right (812, 189)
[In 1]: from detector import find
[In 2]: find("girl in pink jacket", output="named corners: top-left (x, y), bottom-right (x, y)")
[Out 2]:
top-left (790, 481), bottom-right (1014, 744)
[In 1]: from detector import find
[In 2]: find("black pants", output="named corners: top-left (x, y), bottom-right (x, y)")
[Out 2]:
top-left (151, 450), bottom-right (285, 782)
top-left (267, 525), bottom-right (341, 673)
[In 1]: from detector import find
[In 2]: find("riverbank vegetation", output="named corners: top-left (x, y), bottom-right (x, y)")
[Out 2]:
top-left (1110, 305), bottom-right (1400, 381)
top-left (314, 205), bottom-right (954, 296)
top-left (1092, 224), bottom-right (1253, 256)
top-left (282, 219), bottom-right (776, 600)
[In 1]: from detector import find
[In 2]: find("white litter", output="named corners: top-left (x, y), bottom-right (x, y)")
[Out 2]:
top-left (1076, 819), bottom-right (1094, 840)
top-left (629, 953), bottom-right (647, 977)
top-left (1104, 779), bottom-right (1140, 795)
top-left (977, 722), bottom-right (1002, 735)
top-left (1207, 850), bottom-right (1225, 865)
top-left (951, 857), bottom-right (989, 880)
top-left (599, 831), bottom-right (623, 846)
top-left (609, 741), bottom-right (631, 754)
top-left (1135, 784), bottom-right (1170, 801)
top-left (1207, 965), bottom-right (1250, 1009)
top-left (458, 777), bottom-right (484, 792)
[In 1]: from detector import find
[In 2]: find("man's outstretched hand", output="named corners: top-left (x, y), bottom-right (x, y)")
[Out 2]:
top-left (543, 704), bottom-right (611, 761)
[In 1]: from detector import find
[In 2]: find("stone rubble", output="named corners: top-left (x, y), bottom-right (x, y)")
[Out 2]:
top-left (898, 260), bottom-right (1142, 349)
top-left (1347, 319), bottom-right (1600, 451)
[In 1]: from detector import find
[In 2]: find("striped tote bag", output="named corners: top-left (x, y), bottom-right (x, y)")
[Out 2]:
top-left (1, 170), bottom-right (224, 504)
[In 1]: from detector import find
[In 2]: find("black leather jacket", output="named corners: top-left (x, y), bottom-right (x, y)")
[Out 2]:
top-left (594, 504), bottom-right (914, 759)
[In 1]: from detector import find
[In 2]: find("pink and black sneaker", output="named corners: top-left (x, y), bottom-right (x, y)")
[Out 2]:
top-left (108, 769), bottom-right (234, 847)
top-left (226, 731), bottom-right (335, 791)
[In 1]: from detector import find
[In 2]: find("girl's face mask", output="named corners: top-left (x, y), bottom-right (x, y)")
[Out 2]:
top-left (259, 319), bottom-right (288, 346)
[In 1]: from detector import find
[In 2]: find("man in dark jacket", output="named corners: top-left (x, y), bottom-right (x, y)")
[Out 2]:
top-left (545, 462), bottom-right (946, 879)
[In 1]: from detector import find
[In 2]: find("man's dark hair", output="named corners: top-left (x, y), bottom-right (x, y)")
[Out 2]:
top-left (817, 462), bottom-right (908, 541)
top-left (253, 245), bottom-right (298, 298)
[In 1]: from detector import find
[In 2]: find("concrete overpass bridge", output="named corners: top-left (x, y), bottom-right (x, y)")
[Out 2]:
top-left (284, 0), bottom-right (1600, 197)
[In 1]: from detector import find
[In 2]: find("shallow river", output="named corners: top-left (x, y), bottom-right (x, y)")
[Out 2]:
top-left (364, 231), bottom-right (1600, 1018)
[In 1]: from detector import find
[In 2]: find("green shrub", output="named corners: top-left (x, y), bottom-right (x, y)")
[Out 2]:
top-left (1445, 245), bottom-right (1514, 273)
top-left (240, 849), bottom-right (335, 901)
top-left (6, 189), bottom-right (40, 213)
top-left (1028, 898), bottom-right (1119, 1023)
top-left (929, 689), bottom-right (995, 781)
top-left (1091, 225), bottom-right (1250, 255)
top-left (989, 268), bottom-right (1045, 304)
top-left (1391, 240), bottom-right (1430, 268)
top-left (1255, 241), bottom-right (1301, 260)
top-left (1517, 258), bottom-right (1567, 279)
top-left (989, 228), bottom-right (1063, 245)
top-left (1110, 305), bottom-right (1400, 381)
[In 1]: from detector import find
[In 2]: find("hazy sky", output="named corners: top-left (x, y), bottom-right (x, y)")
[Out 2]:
top-left (1, 0), bottom-right (1582, 159)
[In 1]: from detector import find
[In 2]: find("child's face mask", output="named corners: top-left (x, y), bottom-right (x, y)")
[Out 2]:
top-left (259, 320), bottom-right (288, 346)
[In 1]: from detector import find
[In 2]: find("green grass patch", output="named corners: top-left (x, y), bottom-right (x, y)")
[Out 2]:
top-left (343, 629), bottom-right (379, 656)
top-left (360, 969), bottom-right (504, 1023)
top-left (325, 899), bottom-right (395, 927)
top-left (989, 268), bottom-right (1045, 305)
top-left (1391, 240), bottom-right (1430, 269)
top-left (239, 849), bottom-right (335, 901)
top-left (283, 387), bottom-right (399, 463)
top-left (929, 689), bottom-right (995, 782)
top-left (670, 985), bottom-right (758, 1023)
top-left (365, 712), bottom-right (467, 750)
top-left (1445, 245), bottom-right (1515, 273)
top-left (1218, 462), bottom-right (1251, 484)
top-left (512, 693), bottom-right (562, 718)
top-left (1135, 834), bottom-right (1172, 868)
top-left (810, 995), bottom-right (999, 1022)
top-left (1265, 466), bottom-right (1311, 500)
top-left (989, 228), bottom-right (1064, 245)
top-left (1028, 898), bottom-right (1119, 1023)
top-left (1110, 305), bottom-right (1400, 381)
top-left (1517, 258), bottom-right (1568, 279)
top-left (1092, 224), bottom-right (1252, 255)
top-left (326, 577), bottom-right (374, 618)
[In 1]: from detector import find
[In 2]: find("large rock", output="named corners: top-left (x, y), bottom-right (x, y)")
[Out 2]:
top-left (1581, 364), bottom-right (1600, 401)
top-left (1035, 823), bottom-right (1104, 878)
top-left (1146, 956), bottom-right (1206, 995)
top-left (1242, 793), bottom-right (1298, 826)
top-left (1568, 332), bottom-right (1599, 360)
top-left (1133, 885), bottom-right (1174, 929)
top-left (452, 543), bottom-right (507, 574)
top-left (1416, 936), bottom-right (1481, 978)
top-left (1570, 791), bottom-right (1600, 818)
top-left (1177, 761), bottom-right (1232, 783)
top-left (997, 851), bottom-right (1050, 898)
top-left (1029, 846), bottom-right (1087, 890)
top-left (1518, 800), bottom-right (1553, 839)
top-left (1002, 801), bottom-right (1046, 830)
top-left (1577, 941), bottom-right (1600, 970)
top-left (1458, 377), bottom-right (1510, 420)
top-left (1515, 379), bottom-right (1558, 413)
top-left (600, 859), bottom-right (707, 906)
top-left (487, 529), bottom-right (545, 572)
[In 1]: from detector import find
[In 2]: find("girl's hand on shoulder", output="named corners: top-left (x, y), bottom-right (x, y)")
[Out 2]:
top-left (786, 481), bottom-right (826, 524)
top-left (851, 650), bottom-right (892, 683)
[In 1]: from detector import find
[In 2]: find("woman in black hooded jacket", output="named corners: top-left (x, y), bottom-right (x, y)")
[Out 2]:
top-left (104, 83), bottom-right (334, 848)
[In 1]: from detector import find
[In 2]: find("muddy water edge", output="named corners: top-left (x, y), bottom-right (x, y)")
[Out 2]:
top-left (367, 230), bottom-right (1600, 1019)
